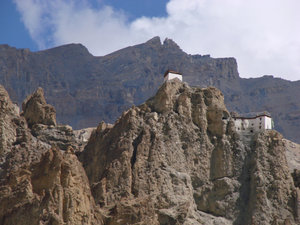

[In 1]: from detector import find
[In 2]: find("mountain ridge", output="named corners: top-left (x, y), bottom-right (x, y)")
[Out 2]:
top-left (0, 37), bottom-right (300, 143)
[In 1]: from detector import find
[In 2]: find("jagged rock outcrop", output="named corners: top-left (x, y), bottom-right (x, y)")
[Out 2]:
top-left (0, 85), bottom-right (19, 164)
top-left (22, 87), bottom-right (56, 127)
top-left (30, 124), bottom-right (82, 151)
top-left (0, 84), bottom-right (42, 163)
top-left (20, 87), bottom-right (88, 151)
top-left (1, 79), bottom-right (299, 224)
top-left (80, 80), bottom-right (298, 224)
top-left (0, 86), bottom-right (102, 224)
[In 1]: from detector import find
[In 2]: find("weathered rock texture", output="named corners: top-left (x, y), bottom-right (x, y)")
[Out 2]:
top-left (22, 87), bottom-right (56, 127)
top-left (0, 85), bottom-right (20, 165)
top-left (0, 147), bottom-right (102, 225)
top-left (1, 38), bottom-right (300, 143)
top-left (286, 140), bottom-right (300, 221)
top-left (80, 80), bottom-right (298, 224)
top-left (0, 86), bottom-right (102, 224)
top-left (1, 81), bottom-right (299, 224)
top-left (284, 139), bottom-right (300, 172)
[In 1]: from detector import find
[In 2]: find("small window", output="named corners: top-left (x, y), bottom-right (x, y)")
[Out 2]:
top-left (251, 123), bottom-right (254, 126)
top-left (259, 126), bottom-right (261, 129)
top-left (238, 128), bottom-right (240, 130)
top-left (250, 129), bottom-right (253, 133)
top-left (260, 118), bottom-right (262, 121)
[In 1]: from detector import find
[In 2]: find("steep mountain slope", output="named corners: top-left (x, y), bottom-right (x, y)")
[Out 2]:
top-left (0, 37), bottom-right (300, 143)
top-left (0, 81), bottom-right (299, 224)
top-left (79, 80), bottom-right (298, 224)
top-left (0, 85), bottom-right (102, 224)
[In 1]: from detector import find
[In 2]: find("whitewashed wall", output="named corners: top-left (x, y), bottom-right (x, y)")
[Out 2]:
top-left (234, 116), bottom-right (272, 133)
top-left (164, 73), bottom-right (183, 82)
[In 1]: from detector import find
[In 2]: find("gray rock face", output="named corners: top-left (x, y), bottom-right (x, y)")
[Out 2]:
top-left (80, 80), bottom-right (297, 224)
top-left (0, 39), bottom-right (238, 128)
top-left (1, 38), bottom-right (300, 144)
top-left (31, 124), bottom-right (82, 151)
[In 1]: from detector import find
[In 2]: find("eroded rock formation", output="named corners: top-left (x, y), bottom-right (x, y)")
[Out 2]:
top-left (80, 80), bottom-right (298, 224)
top-left (0, 81), bottom-right (299, 224)
top-left (0, 86), bottom-right (102, 224)
top-left (22, 87), bottom-right (56, 127)
top-left (0, 147), bottom-right (102, 225)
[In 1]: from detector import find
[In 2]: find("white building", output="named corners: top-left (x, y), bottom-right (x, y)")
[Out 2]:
top-left (164, 70), bottom-right (183, 82)
top-left (232, 112), bottom-right (274, 133)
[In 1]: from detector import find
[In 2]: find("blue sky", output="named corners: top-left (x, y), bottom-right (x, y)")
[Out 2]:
top-left (0, 0), bottom-right (168, 50)
top-left (1, 0), bottom-right (300, 81)
top-left (0, 0), bottom-right (38, 50)
top-left (99, 0), bottom-right (168, 19)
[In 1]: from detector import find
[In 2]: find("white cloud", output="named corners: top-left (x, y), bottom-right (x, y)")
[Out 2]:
top-left (14, 0), bottom-right (300, 81)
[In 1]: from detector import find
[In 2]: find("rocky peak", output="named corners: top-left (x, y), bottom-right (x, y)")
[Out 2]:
top-left (21, 87), bottom-right (90, 151)
top-left (145, 36), bottom-right (162, 46)
top-left (163, 37), bottom-right (184, 53)
top-left (163, 38), bottom-right (179, 47)
top-left (0, 85), bottom-right (102, 224)
top-left (0, 79), bottom-right (299, 224)
top-left (42, 43), bottom-right (92, 58)
top-left (80, 79), bottom-right (297, 224)
top-left (22, 87), bottom-right (56, 127)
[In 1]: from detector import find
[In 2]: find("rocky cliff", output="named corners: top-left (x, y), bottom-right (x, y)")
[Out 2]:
top-left (0, 77), bottom-right (299, 224)
top-left (80, 79), bottom-right (298, 224)
top-left (1, 37), bottom-right (300, 143)
top-left (0, 85), bottom-right (102, 224)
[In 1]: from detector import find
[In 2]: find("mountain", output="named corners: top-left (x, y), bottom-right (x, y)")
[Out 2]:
top-left (0, 85), bottom-right (102, 224)
top-left (0, 37), bottom-right (300, 143)
top-left (1, 81), bottom-right (299, 224)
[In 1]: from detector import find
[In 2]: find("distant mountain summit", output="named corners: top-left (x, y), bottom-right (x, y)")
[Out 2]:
top-left (0, 37), bottom-right (300, 143)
